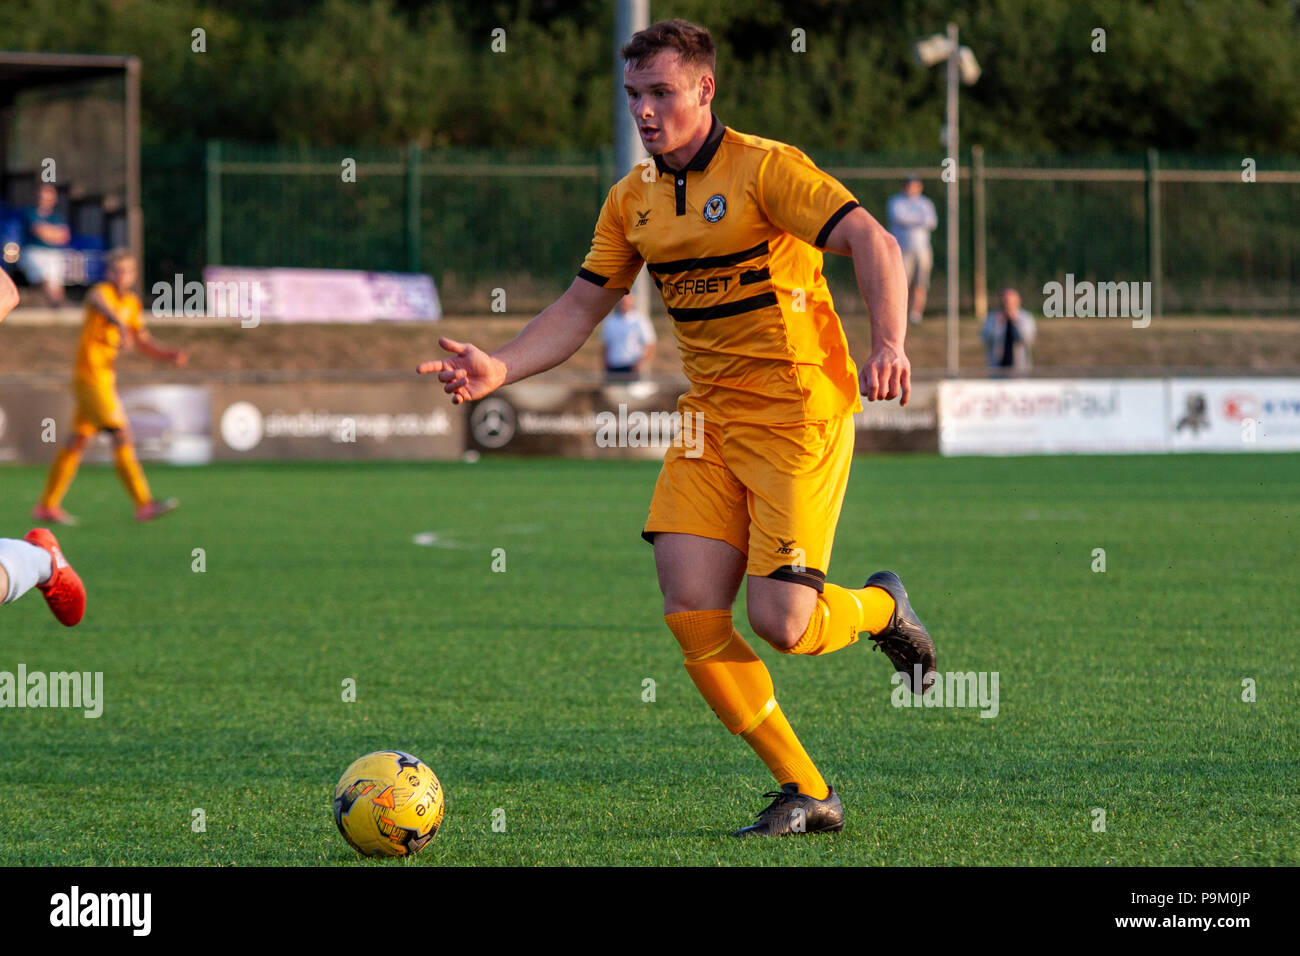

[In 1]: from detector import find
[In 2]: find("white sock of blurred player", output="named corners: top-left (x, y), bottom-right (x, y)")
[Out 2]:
top-left (0, 537), bottom-right (53, 604)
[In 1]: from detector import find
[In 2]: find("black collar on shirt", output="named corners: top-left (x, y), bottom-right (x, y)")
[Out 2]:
top-left (654, 116), bottom-right (725, 215)
top-left (652, 115), bottom-right (725, 176)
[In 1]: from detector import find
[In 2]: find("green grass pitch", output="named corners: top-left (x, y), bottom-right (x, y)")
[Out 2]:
top-left (0, 453), bottom-right (1295, 865)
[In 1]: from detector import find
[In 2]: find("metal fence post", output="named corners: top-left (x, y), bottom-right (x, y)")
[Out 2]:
top-left (205, 140), bottom-right (221, 266)
top-left (1145, 147), bottom-right (1162, 319)
top-left (406, 143), bottom-right (420, 273)
top-left (945, 22), bottom-right (960, 376)
top-left (124, 57), bottom-right (144, 289)
top-left (972, 145), bottom-right (987, 320)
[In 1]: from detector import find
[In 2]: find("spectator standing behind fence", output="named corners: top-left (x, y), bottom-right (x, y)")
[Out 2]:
top-left (601, 292), bottom-right (656, 380)
top-left (20, 183), bottom-right (71, 308)
top-left (886, 176), bottom-right (937, 326)
top-left (981, 287), bottom-right (1037, 375)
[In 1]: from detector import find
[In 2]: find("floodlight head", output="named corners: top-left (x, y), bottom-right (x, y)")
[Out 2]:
top-left (959, 46), bottom-right (981, 85)
top-left (912, 33), bottom-right (956, 67)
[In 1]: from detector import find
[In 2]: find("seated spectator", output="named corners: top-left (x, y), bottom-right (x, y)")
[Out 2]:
top-left (981, 287), bottom-right (1036, 376)
top-left (601, 293), bottom-right (656, 380)
top-left (20, 183), bottom-right (71, 307)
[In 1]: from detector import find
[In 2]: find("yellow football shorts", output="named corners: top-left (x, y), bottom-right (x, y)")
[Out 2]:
top-left (72, 376), bottom-right (128, 434)
top-left (641, 411), bottom-right (855, 590)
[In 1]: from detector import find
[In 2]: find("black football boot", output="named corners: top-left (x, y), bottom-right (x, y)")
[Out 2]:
top-left (732, 783), bottom-right (844, 837)
top-left (864, 570), bottom-right (937, 695)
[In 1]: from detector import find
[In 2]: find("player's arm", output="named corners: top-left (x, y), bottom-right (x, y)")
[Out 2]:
top-left (85, 284), bottom-right (126, 331)
top-left (131, 328), bottom-right (188, 366)
top-left (85, 283), bottom-right (185, 365)
top-left (824, 206), bottom-right (911, 405)
top-left (417, 278), bottom-right (625, 404)
top-left (0, 268), bottom-right (18, 322)
top-left (757, 146), bottom-right (910, 404)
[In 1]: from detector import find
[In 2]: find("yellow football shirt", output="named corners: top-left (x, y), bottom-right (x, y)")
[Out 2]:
top-left (75, 282), bottom-right (143, 383)
top-left (579, 116), bottom-right (863, 424)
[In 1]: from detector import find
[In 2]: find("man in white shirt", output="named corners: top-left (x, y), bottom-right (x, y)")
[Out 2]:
top-left (886, 177), bottom-right (938, 325)
top-left (601, 292), bottom-right (657, 380)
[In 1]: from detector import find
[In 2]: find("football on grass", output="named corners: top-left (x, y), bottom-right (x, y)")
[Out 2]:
top-left (333, 750), bottom-right (445, 858)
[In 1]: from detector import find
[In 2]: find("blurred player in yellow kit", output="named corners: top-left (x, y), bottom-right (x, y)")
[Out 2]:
top-left (33, 249), bottom-right (188, 525)
top-left (419, 20), bottom-right (938, 836)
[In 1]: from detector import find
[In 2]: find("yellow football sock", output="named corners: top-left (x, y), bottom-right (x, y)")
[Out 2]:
top-left (742, 706), bottom-right (829, 800)
top-left (113, 444), bottom-right (152, 508)
top-left (784, 583), bottom-right (896, 656)
top-left (665, 609), bottom-right (828, 799)
top-left (39, 448), bottom-right (82, 509)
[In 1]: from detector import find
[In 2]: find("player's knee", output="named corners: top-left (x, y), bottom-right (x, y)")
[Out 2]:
top-left (747, 606), bottom-right (807, 651)
top-left (662, 588), bottom-right (714, 615)
top-left (660, 576), bottom-right (729, 615)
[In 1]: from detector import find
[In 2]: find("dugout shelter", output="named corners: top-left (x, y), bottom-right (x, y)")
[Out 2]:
top-left (0, 52), bottom-right (142, 293)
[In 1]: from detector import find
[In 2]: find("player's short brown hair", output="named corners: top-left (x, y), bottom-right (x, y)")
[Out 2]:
top-left (621, 19), bottom-right (715, 76)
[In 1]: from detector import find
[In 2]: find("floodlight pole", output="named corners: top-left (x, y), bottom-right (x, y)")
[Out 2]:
top-left (945, 22), bottom-right (960, 377)
top-left (615, 0), bottom-right (651, 319)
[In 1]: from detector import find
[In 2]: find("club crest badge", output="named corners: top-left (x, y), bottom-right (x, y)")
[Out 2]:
top-left (703, 194), bottom-right (727, 223)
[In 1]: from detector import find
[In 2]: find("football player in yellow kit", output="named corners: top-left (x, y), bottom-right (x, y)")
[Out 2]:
top-left (418, 19), bottom-right (936, 836)
top-left (33, 250), bottom-right (188, 525)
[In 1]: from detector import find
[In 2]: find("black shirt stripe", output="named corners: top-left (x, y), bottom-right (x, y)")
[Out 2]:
top-left (648, 240), bottom-right (769, 276)
top-left (668, 291), bottom-right (779, 323)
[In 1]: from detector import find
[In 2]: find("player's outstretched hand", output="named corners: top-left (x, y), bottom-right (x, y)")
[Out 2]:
top-left (416, 337), bottom-right (505, 405)
top-left (860, 343), bottom-right (911, 406)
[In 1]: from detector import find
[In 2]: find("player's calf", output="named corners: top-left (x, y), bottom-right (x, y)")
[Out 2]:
top-left (774, 570), bottom-right (937, 694)
top-left (745, 574), bottom-right (822, 650)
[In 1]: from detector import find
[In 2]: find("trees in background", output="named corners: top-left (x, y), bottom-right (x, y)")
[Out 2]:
top-left (2, 0), bottom-right (1296, 155)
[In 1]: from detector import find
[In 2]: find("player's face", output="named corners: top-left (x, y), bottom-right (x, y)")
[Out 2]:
top-left (1001, 290), bottom-right (1020, 313)
top-left (624, 52), bottom-right (712, 155)
top-left (109, 258), bottom-right (137, 292)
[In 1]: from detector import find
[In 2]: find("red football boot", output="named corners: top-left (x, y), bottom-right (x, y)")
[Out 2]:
top-left (135, 498), bottom-right (179, 522)
top-left (31, 504), bottom-right (79, 526)
top-left (22, 528), bottom-right (86, 626)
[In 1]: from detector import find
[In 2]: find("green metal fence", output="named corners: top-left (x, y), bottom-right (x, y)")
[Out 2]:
top-left (140, 142), bottom-right (1300, 316)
